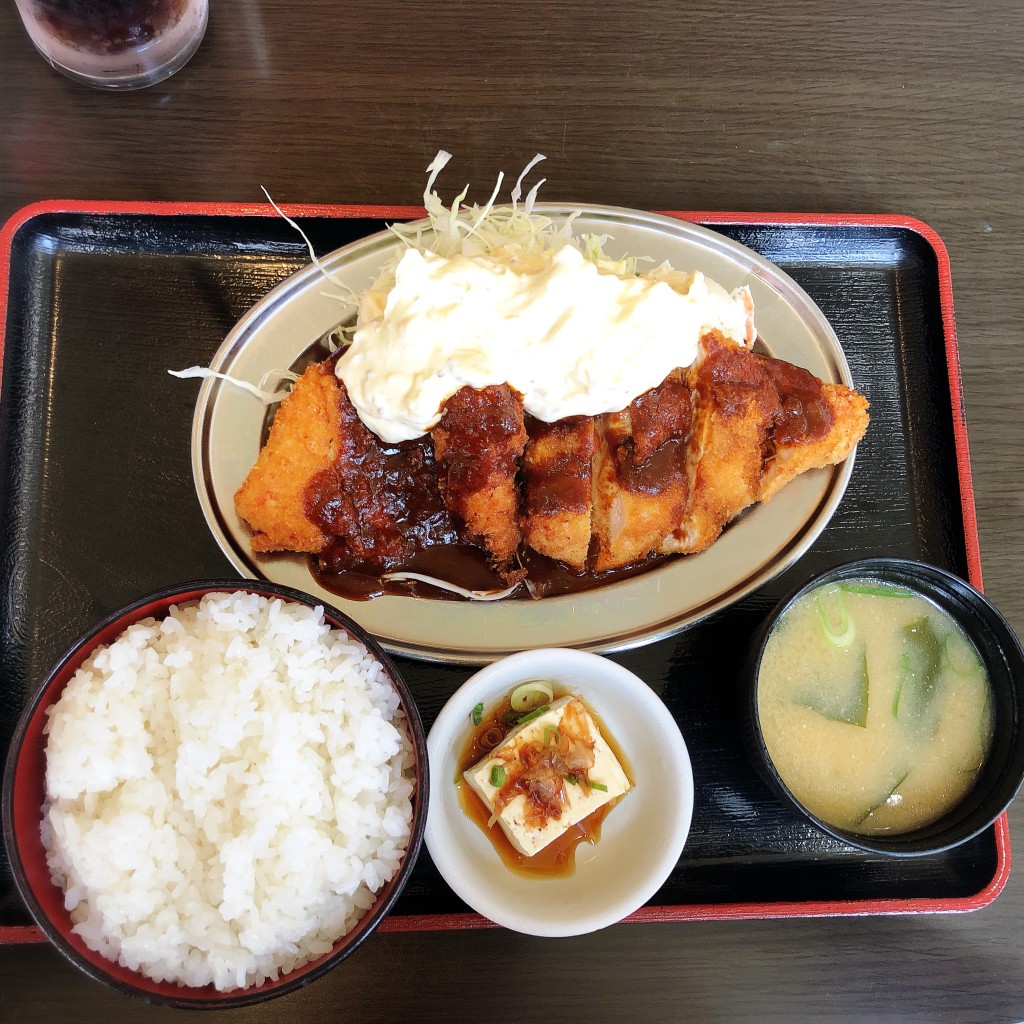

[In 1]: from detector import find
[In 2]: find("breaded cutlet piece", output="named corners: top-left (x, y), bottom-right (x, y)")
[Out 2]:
top-left (660, 337), bottom-right (777, 556)
top-left (757, 383), bottom-right (869, 502)
top-left (520, 416), bottom-right (595, 571)
top-left (235, 333), bottom-right (867, 586)
top-left (432, 384), bottom-right (528, 570)
top-left (590, 373), bottom-right (693, 573)
top-left (660, 332), bottom-right (868, 556)
top-left (234, 362), bottom-right (341, 554)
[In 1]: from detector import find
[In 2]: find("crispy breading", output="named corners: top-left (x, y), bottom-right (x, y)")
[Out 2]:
top-left (660, 332), bottom-right (868, 557)
top-left (234, 333), bottom-right (868, 587)
top-left (521, 416), bottom-right (595, 571)
top-left (590, 374), bottom-right (693, 572)
top-left (432, 384), bottom-right (527, 569)
top-left (757, 384), bottom-right (869, 503)
top-left (234, 363), bottom-right (342, 554)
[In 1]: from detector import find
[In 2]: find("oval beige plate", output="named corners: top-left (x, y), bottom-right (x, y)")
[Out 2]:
top-left (191, 205), bottom-right (857, 664)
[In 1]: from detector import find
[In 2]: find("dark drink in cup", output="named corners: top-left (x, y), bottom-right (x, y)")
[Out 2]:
top-left (14, 0), bottom-right (208, 89)
top-left (32, 0), bottom-right (190, 55)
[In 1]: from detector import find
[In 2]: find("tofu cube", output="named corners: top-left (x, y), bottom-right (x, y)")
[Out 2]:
top-left (463, 695), bottom-right (631, 856)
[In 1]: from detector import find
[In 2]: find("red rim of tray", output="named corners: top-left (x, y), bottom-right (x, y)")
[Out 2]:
top-left (0, 200), bottom-right (1001, 943)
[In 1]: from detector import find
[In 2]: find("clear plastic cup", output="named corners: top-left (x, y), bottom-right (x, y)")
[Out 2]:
top-left (14, 0), bottom-right (208, 90)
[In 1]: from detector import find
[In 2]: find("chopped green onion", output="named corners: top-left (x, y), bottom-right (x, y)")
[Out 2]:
top-left (814, 586), bottom-right (856, 649)
top-left (517, 704), bottom-right (550, 725)
top-left (510, 680), bottom-right (554, 713)
top-left (544, 725), bottom-right (560, 745)
top-left (503, 710), bottom-right (520, 727)
top-left (490, 764), bottom-right (505, 787)
top-left (840, 581), bottom-right (914, 598)
top-left (893, 618), bottom-right (944, 732)
top-left (471, 702), bottom-right (483, 726)
top-left (566, 774), bottom-right (578, 785)
top-left (590, 781), bottom-right (609, 792)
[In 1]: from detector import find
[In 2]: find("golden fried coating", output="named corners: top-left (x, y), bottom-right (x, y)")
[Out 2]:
top-left (234, 331), bottom-right (869, 588)
top-left (590, 374), bottom-right (693, 573)
top-left (757, 384), bottom-right (870, 503)
top-left (234, 363), bottom-right (342, 554)
top-left (432, 384), bottom-right (527, 569)
top-left (660, 332), bottom-right (868, 557)
top-left (521, 416), bottom-right (595, 571)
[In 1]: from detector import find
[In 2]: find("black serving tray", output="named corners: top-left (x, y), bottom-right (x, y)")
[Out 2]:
top-left (0, 203), bottom-right (1003, 939)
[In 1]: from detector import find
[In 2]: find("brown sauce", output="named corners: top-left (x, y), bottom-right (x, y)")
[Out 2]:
top-left (307, 433), bottom-right (458, 574)
top-left (311, 544), bottom-right (504, 602)
top-left (310, 542), bottom-right (671, 602)
top-left (517, 547), bottom-right (671, 599)
top-left (759, 355), bottom-right (834, 445)
top-left (455, 690), bottom-right (631, 878)
top-left (612, 435), bottom-right (688, 495)
top-left (276, 338), bottom-right (832, 603)
top-left (522, 416), bottom-right (594, 516)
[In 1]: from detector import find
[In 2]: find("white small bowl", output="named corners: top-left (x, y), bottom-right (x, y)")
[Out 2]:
top-left (425, 649), bottom-right (693, 936)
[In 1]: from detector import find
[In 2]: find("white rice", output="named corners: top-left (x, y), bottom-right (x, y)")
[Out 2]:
top-left (40, 591), bottom-right (415, 992)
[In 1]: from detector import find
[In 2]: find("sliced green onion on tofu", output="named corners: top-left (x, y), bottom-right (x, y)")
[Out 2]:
top-left (511, 680), bottom-right (554, 713)
top-left (517, 704), bottom-right (550, 725)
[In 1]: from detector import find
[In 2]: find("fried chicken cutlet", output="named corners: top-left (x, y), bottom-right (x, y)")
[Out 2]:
top-left (589, 372), bottom-right (694, 573)
top-left (520, 416), bottom-right (596, 572)
top-left (235, 362), bottom-right (454, 573)
top-left (432, 384), bottom-right (527, 571)
top-left (235, 369), bottom-right (527, 578)
top-left (234, 362), bottom-right (342, 555)
top-left (233, 334), bottom-right (868, 592)
top-left (659, 331), bottom-right (869, 558)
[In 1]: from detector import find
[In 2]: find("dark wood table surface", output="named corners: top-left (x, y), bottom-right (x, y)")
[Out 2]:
top-left (2, 1), bottom-right (1022, 1020)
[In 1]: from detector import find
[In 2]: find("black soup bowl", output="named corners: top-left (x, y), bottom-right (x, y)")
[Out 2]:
top-left (743, 558), bottom-right (1024, 857)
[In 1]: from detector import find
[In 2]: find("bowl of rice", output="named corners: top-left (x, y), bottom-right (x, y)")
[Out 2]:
top-left (2, 580), bottom-right (427, 1008)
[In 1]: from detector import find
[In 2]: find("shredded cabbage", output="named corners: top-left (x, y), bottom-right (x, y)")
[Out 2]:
top-left (167, 367), bottom-right (298, 405)
top-left (380, 572), bottom-right (522, 601)
top-left (260, 187), bottom-right (349, 293)
top-left (173, 152), bottom-right (632, 406)
top-left (369, 150), bottom-right (639, 298)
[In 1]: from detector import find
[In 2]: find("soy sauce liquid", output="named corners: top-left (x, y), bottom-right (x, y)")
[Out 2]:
top-left (455, 691), bottom-right (632, 878)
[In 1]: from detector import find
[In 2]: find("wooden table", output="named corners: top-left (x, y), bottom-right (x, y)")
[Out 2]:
top-left (1, 1), bottom-right (1022, 1020)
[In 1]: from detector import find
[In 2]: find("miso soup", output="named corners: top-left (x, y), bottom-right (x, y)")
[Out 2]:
top-left (756, 579), bottom-right (994, 835)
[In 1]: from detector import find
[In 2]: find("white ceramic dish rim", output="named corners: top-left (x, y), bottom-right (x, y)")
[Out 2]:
top-left (190, 204), bottom-right (858, 663)
top-left (423, 649), bottom-right (694, 937)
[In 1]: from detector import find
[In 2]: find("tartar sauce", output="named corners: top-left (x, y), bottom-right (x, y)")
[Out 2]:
top-left (337, 244), bottom-right (755, 444)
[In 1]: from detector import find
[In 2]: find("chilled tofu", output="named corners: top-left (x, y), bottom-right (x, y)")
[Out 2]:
top-left (463, 695), bottom-right (631, 857)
